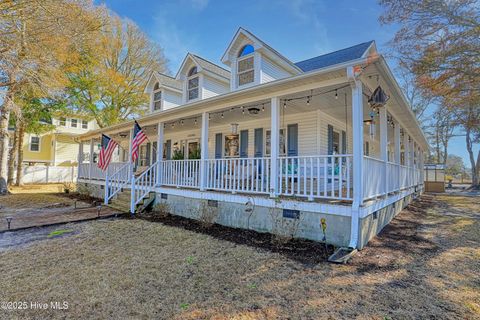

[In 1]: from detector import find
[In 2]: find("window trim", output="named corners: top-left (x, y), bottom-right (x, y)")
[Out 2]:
top-left (153, 88), bottom-right (162, 111)
top-left (236, 53), bottom-right (255, 87)
top-left (81, 120), bottom-right (88, 129)
top-left (264, 127), bottom-right (287, 156)
top-left (70, 118), bottom-right (78, 128)
top-left (187, 71), bottom-right (199, 101)
top-left (29, 135), bottom-right (41, 152)
top-left (59, 117), bottom-right (66, 127)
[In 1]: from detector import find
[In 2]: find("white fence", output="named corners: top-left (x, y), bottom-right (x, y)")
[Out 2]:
top-left (17, 166), bottom-right (77, 184)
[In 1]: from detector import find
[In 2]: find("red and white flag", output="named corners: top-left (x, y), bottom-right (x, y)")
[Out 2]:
top-left (98, 134), bottom-right (118, 171)
top-left (131, 120), bottom-right (147, 162)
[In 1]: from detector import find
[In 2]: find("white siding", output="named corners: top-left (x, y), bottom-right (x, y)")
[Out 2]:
top-left (260, 56), bottom-right (292, 84)
top-left (163, 89), bottom-right (182, 110)
top-left (202, 75), bottom-right (229, 99)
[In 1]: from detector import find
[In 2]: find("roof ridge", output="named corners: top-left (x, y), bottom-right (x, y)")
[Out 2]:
top-left (191, 53), bottom-right (230, 73)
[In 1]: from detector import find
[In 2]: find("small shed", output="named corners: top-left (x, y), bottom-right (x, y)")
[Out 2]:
top-left (424, 163), bottom-right (445, 193)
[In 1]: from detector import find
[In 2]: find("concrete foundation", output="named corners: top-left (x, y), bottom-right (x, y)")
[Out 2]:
top-left (77, 179), bottom-right (420, 249)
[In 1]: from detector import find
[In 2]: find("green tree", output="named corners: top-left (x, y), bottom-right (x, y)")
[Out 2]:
top-left (64, 14), bottom-right (168, 128)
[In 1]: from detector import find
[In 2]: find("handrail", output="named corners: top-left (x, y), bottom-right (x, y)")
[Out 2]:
top-left (131, 161), bottom-right (158, 213)
top-left (104, 162), bottom-right (131, 205)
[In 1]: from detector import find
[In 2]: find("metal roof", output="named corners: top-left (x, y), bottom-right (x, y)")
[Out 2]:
top-left (295, 41), bottom-right (374, 72)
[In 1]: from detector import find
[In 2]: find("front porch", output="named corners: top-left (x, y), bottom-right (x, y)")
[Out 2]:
top-left (76, 63), bottom-right (425, 248)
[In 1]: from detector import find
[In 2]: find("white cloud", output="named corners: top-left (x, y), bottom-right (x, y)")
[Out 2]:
top-left (283, 0), bottom-right (331, 55)
top-left (189, 0), bottom-right (209, 10)
top-left (151, 13), bottom-right (197, 73)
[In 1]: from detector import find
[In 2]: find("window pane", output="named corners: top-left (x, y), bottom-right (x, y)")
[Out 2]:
top-left (188, 77), bottom-right (198, 89)
top-left (31, 137), bottom-right (40, 151)
top-left (188, 88), bottom-right (199, 100)
top-left (154, 101), bottom-right (162, 110)
top-left (82, 120), bottom-right (88, 129)
top-left (59, 117), bottom-right (66, 126)
top-left (238, 57), bottom-right (254, 72)
top-left (238, 70), bottom-right (254, 86)
top-left (71, 119), bottom-right (77, 127)
top-left (154, 91), bottom-right (162, 101)
top-left (238, 44), bottom-right (254, 57)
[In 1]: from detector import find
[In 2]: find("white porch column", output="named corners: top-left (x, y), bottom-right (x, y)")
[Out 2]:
top-left (379, 107), bottom-right (388, 195)
top-left (156, 122), bottom-right (164, 186)
top-left (88, 138), bottom-right (94, 180)
top-left (349, 78), bottom-right (364, 249)
top-left (351, 82), bottom-right (364, 207)
top-left (394, 122), bottom-right (401, 192)
top-left (77, 141), bottom-right (84, 180)
top-left (270, 97), bottom-right (280, 197)
top-left (394, 123), bottom-right (401, 164)
top-left (129, 128), bottom-right (135, 214)
top-left (200, 112), bottom-right (209, 191)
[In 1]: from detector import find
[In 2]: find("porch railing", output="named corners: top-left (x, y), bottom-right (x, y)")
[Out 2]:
top-left (160, 159), bottom-right (201, 188)
top-left (278, 155), bottom-right (352, 200)
top-left (131, 161), bottom-right (158, 212)
top-left (205, 157), bottom-right (271, 194)
top-left (105, 162), bottom-right (131, 204)
top-left (79, 155), bottom-right (423, 204)
top-left (363, 157), bottom-right (422, 200)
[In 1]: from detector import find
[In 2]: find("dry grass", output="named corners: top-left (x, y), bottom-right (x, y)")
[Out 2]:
top-left (0, 193), bottom-right (75, 211)
top-left (0, 193), bottom-right (479, 319)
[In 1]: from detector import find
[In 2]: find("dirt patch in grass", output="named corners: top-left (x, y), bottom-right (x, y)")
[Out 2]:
top-left (0, 193), bottom-right (478, 319)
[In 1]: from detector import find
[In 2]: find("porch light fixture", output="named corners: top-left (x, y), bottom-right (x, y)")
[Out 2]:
top-left (307, 96), bottom-right (310, 105)
top-left (194, 118), bottom-right (197, 125)
top-left (242, 106), bottom-right (245, 115)
top-left (262, 104), bottom-right (265, 112)
top-left (221, 112), bottom-right (224, 119)
top-left (335, 89), bottom-right (338, 100)
top-left (181, 119), bottom-right (184, 126)
top-left (248, 107), bottom-right (260, 115)
top-left (283, 100), bottom-right (287, 108)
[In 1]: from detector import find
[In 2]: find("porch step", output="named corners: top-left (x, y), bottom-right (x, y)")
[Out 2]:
top-left (106, 189), bottom-right (156, 214)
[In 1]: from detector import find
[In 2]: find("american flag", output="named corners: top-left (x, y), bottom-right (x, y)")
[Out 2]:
top-left (98, 134), bottom-right (118, 171)
top-left (131, 120), bottom-right (147, 162)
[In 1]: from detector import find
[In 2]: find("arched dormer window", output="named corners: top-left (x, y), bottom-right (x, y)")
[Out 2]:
top-left (188, 66), bottom-right (198, 77)
top-left (238, 44), bottom-right (254, 57)
top-left (187, 66), bottom-right (199, 101)
top-left (153, 82), bottom-right (162, 111)
top-left (237, 44), bottom-right (254, 86)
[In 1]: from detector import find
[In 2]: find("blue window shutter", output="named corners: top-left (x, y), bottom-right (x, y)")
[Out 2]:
top-left (165, 140), bottom-right (171, 160)
top-left (327, 125), bottom-right (334, 155)
top-left (287, 124), bottom-right (298, 156)
top-left (152, 142), bottom-right (157, 163)
top-left (341, 130), bottom-right (346, 154)
top-left (254, 128), bottom-right (263, 157)
top-left (240, 130), bottom-right (248, 158)
top-left (215, 133), bottom-right (223, 159)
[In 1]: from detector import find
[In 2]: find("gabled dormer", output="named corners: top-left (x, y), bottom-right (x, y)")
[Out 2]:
top-left (221, 28), bottom-right (302, 91)
top-left (176, 53), bottom-right (230, 104)
top-left (145, 72), bottom-right (183, 113)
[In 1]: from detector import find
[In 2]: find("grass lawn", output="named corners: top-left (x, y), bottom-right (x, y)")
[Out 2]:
top-left (0, 194), bottom-right (479, 319)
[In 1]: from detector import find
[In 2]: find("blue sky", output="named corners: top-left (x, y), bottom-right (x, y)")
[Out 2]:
top-left (98, 0), bottom-right (476, 166)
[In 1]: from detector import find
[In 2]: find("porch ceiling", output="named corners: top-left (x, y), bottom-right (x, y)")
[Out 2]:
top-left (78, 55), bottom-right (428, 150)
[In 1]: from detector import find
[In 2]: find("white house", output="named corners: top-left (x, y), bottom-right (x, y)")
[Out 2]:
top-left (76, 28), bottom-right (427, 250)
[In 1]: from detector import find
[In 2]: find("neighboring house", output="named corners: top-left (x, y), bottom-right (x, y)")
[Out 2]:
top-left (77, 28), bottom-right (428, 250)
top-left (12, 116), bottom-right (98, 167)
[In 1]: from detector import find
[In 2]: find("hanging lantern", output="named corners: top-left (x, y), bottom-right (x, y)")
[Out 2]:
top-left (368, 86), bottom-right (390, 109)
top-left (364, 110), bottom-right (376, 139)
